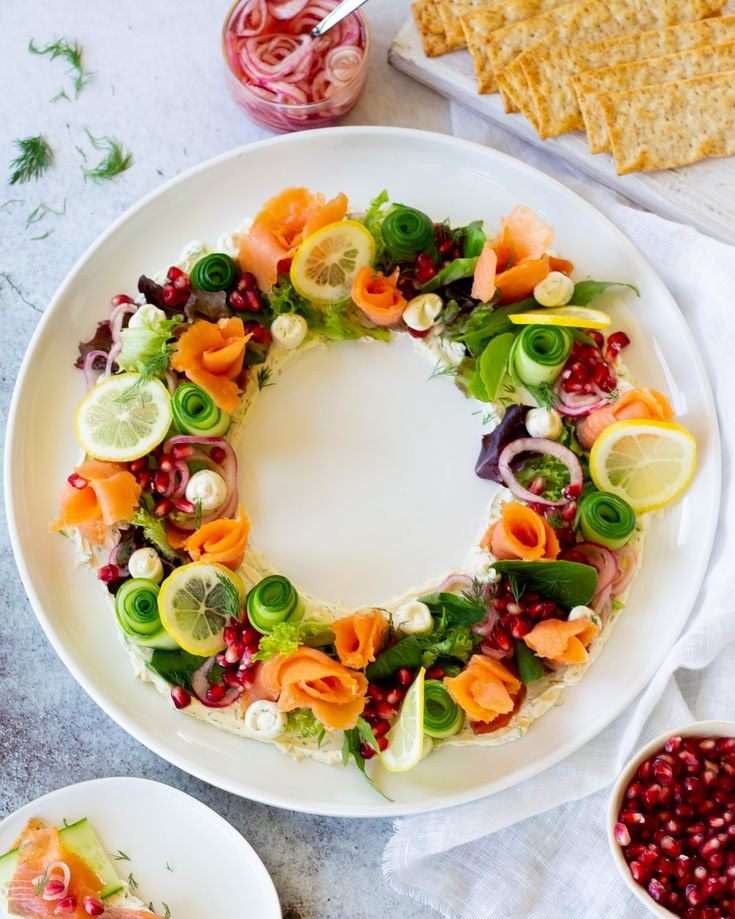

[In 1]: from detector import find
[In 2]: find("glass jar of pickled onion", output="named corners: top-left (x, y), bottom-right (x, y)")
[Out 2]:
top-left (222, 0), bottom-right (370, 132)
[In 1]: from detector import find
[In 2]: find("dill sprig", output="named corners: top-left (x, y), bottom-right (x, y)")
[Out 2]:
top-left (8, 135), bottom-right (54, 185)
top-left (127, 872), bottom-right (139, 893)
top-left (429, 361), bottom-right (459, 381)
top-left (113, 849), bottom-right (131, 862)
top-left (82, 131), bottom-right (133, 182)
top-left (28, 37), bottom-right (94, 97)
top-left (216, 572), bottom-right (243, 621)
top-left (256, 365), bottom-right (273, 390)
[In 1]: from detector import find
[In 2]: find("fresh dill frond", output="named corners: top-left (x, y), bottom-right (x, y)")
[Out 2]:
top-left (132, 507), bottom-right (179, 562)
top-left (216, 572), bottom-right (243, 621)
top-left (256, 365), bottom-right (273, 390)
top-left (162, 904), bottom-right (172, 919)
top-left (526, 381), bottom-right (561, 411)
top-left (8, 135), bottom-right (54, 185)
top-left (127, 872), bottom-right (139, 893)
top-left (461, 577), bottom-right (493, 610)
top-left (429, 361), bottom-right (459, 381)
top-left (51, 87), bottom-right (71, 103)
top-left (113, 849), bottom-right (131, 862)
top-left (81, 131), bottom-right (133, 182)
top-left (28, 37), bottom-right (94, 97)
top-left (31, 230), bottom-right (53, 241)
top-left (25, 200), bottom-right (66, 229)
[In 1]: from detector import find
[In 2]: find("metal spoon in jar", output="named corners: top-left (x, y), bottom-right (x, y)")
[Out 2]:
top-left (311, 0), bottom-right (370, 37)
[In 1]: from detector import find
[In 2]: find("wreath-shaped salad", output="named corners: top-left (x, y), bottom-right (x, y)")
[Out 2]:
top-left (51, 187), bottom-right (696, 791)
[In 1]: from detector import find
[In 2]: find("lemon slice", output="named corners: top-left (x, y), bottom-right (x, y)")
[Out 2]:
top-left (379, 667), bottom-right (426, 773)
top-left (589, 419), bottom-right (696, 513)
top-left (290, 220), bottom-right (375, 303)
top-left (75, 373), bottom-right (172, 462)
top-left (509, 306), bottom-right (611, 329)
top-left (158, 562), bottom-right (245, 656)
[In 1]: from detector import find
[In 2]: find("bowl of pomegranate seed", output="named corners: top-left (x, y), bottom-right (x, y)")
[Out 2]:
top-left (608, 721), bottom-right (735, 918)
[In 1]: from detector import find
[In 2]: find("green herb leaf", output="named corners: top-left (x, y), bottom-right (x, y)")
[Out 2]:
top-left (287, 708), bottom-right (326, 746)
top-left (478, 331), bottom-right (515, 402)
top-left (8, 135), bottom-right (54, 185)
top-left (570, 280), bottom-right (639, 306)
top-left (492, 560), bottom-right (598, 609)
top-left (341, 724), bottom-right (393, 801)
top-left (421, 256), bottom-right (478, 293)
top-left (81, 131), bottom-right (133, 181)
top-left (256, 366), bottom-right (273, 390)
top-left (113, 850), bottom-right (131, 862)
top-left (252, 619), bottom-right (334, 662)
top-left (147, 648), bottom-right (205, 690)
top-left (418, 592), bottom-right (486, 626)
top-left (456, 299), bottom-right (536, 356)
top-left (515, 640), bottom-right (544, 684)
top-left (366, 624), bottom-right (476, 681)
top-left (516, 454), bottom-right (571, 503)
top-left (28, 37), bottom-right (93, 97)
top-left (127, 872), bottom-right (139, 893)
top-left (117, 316), bottom-right (179, 378)
top-left (360, 189), bottom-right (390, 269)
top-left (132, 507), bottom-right (180, 562)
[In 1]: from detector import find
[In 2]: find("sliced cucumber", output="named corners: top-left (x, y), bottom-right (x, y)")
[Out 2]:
top-left (0, 818), bottom-right (123, 899)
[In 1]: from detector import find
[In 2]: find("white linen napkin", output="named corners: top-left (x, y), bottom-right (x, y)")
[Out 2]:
top-left (383, 107), bottom-right (735, 919)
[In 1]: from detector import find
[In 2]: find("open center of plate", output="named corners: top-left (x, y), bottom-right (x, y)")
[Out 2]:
top-left (237, 336), bottom-right (493, 607)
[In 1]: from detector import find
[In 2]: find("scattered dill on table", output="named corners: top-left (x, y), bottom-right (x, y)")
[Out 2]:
top-left (28, 37), bottom-right (94, 98)
top-left (81, 130), bottom-right (133, 181)
top-left (8, 135), bottom-right (54, 185)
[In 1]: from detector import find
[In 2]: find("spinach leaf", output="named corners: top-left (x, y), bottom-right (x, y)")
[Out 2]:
top-left (462, 220), bottom-right (486, 258)
top-left (571, 280), bottom-right (639, 306)
top-left (365, 636), bottom-right (424, 680)
top-left (365, 625), bottom-right (476, 681)
top-left (147, 648), bottom-right (206, 689)
top-left (492, 560), bottom-right (598, 609)
top-left (422, 256), bottom-right (478, 293)
top-left (515, 640), bottom-right (544, 684)
top-left (418, 592), bottom-right (487, 626)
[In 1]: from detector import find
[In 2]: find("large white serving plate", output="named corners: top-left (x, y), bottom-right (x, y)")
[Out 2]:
top-left (5, 127), bottom-right (720, 817)
top-left (0, 777), bottom-right (281, 918)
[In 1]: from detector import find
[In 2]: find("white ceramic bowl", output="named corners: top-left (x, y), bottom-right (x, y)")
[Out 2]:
top-left (607, 720), bottom-right (735, 917)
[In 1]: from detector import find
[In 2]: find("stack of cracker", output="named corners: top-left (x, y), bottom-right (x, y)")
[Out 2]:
top-left (411, 0), bottom-right (735, 174)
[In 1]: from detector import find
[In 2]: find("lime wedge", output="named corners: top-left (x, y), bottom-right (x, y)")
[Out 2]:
top-left (380, 667), bottom-right (426, 773)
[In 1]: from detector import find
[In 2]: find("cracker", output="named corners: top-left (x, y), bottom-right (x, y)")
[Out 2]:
top-left (412, 0), bottom-right (452, 58)
top-left (520, 0), bottom-right (727, 138)
top-left (438, 0), bottom-right (491, 52)
top-left (480, 0), bottom-right (579, 109)
top-left (576, 39), bottom-right (735, 153)
top-left (599, 69), bottom-right (735, 174)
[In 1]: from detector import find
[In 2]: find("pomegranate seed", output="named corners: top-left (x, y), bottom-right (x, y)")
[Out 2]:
top-left (368, 684), bottom-right (386, 701)
top-left (372, 719), bottom-right (391, 738)
top-left (718, 739), bottom-right (735, 752)
top-left (83, 896), bottom-right (105, 916)
top-left (137, 470), bottom-right (152, 489)
top-left (510, 617), bottom-right (531, 639)
top-left (686, 883), bottom-right (703, 907)
top-left (639, 760), bottom-right (653, 782)
top-left (694, 866), bottom-right (709, 882)
top-left (210, 446), bottom-right (227, 464)
top-left (159, 453), bottom-right (175, 472)
top-left (244, 321), bottom-right (271, 345)
top-left (171, 443), bottom-right (194, 460)
top-left (175, 498), bottom-right (196, 515)
top-left (377, 701), bottom-right (397, 719)
top-left (675, 855), bottom-right (692, 880)
top-left (621, 811), bottom-right (647, 825)
top-left (563, 481), bottom-right (582, 500)
top-left (425, 666), bottom-right (446, 681)
top-left (241, 626), bottom-right (259, 645)
top-left (665, 818), bottom-right (684, 834)
top-left (222, 671), bottom-right (241, 689)
top-left (362, 702), bottom-right (377, 720)
top-left (701, 837), bottom-right (721, 857)
top-left (377, 736), bottom-right (389, 752)
top-left (173, 275), bottom-right (190, 293)
top-left (154, 470), bottom-right (170, 494)
top-left (587, 330), bottom-right (604, 347)
top-left (709, 816), bottom-right (726, 829)
top-left (707, 852), bottom-right (725, 870)
top-left (614, 823), bottom-right (631, 846)
top-left (111, 293), bottom-right (134, 306)
top-left (528, 476), bottom-right (547, 495)
top-left (223, 626), bottom-right (239, 645)
top-left (225, 641), bottom-right (244, 664)
top-left (229, 291), bottom-right (247, 311)
top-left (680, 750), bottom-right (701, 770)
top-left (653, 757), bottom-right (676, 785)
top-left (396, 668), bottom-right (414, 687)
top-left (154, 498), bottom-right (174, 517)
top-left (360, 742), bottom-right (375, 760)
top-left (676, 804), bottom-right (696, 818)
top-left (640, 847), bottom-right (659, 868)
top-left (236, 668), bottom-right (256, 686)
top-left (171, 686), bottom-right (191, 709)
top-left (561, 501), bottom-right (578, 522)
top-left (661, 835), bottom-right (682, 857)
top-left (629, 860), bottom-right (650, 883)
top-left (244, 289), bottom-right (262, 312)
top-left (97, 564), bottom-right (119, 583)
top-left (648, 878), bottom-right (668, 902)
top-left (606, 330), bottom-right (631, 356)
top-left (44, 879), bottom-right (66, 897)
top-left (665, 736), bottom-right (683, 754)
top-left (385, 688), bottom-right (405, 706)
top-left (67, 472), bottom-right (88, 489)
top-left (407, 326), bottom-right (431, 339)
top-left (642, 784), bottom-right (662, 810)
top-left (167, 266), bottom-right (184, 281)
top-left (205, 683), bottom-right (226, 704)
top-left (55, 897), bottom-right (78, 913)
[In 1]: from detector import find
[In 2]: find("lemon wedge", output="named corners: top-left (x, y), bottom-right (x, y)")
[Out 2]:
top-left (509, 306), bottom-right (611, 329)
top-left (380, 667), bottom-right (426, 773)
top-left (158, 562), bottom-right (245, 656)
top-left (74, 373), bottom-right (172, 462)
top-left (290, 220), bottom-right (375, 303)
top-left (589, 419), bottom-right (696, 513)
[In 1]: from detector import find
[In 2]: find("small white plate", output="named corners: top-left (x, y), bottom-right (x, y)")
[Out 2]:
top-left (0, 777), bottom-right (281, 919)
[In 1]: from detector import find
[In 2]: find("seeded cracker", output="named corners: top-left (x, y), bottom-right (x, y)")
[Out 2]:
top-left (412, 0), bottom-right (452, 58)
top-left (439, 0), bottom-right (492, 53)
top-left (600, 69), bottom-right (735, 173)
top-left (576, 38), bottom-right (735, 153)
top-left (519, 0), bottom-right (727, 138)
top-left (461, 0), bottom-right (571, 96)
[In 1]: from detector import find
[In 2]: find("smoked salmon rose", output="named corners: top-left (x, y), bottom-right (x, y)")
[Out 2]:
top-left (577, 388), bottom-right (673, 449)
top-left (351, 266), bottom-right (406, 326)
top-left (171, 317), bottom-right (249, 413)
top-left (524, 617), bottom-right (600, 666)
top-left (185, 505), bottom-right (250, 570)
top-left (481, 502), bottom-right (560, 561)
top-left (444, 655), bottom-right (521, 724)
top-left (50, 461), bottom-right (141, 545)
top-left (331, 608), bottom-right (388, 670)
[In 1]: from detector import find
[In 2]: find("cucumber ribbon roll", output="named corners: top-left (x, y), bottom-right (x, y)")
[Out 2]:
top-left (423, 680), bottom-right (463, 738)
top-left (382, 205), bottom-right (435, 261)
top-left (190, 253), bottom-right (239, 292)
top-left (511, 324), bottom-right (573, 386)
top-left (578, 491), bottom-right (637, 550)
top-left (115, 578), bottom-right (177, 649)
top-left (247, 575), bottom-right (301, 634)
top-left (172, 382), bottom-right (231, 437)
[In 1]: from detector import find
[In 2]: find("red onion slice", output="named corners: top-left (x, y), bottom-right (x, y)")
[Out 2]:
top-left (163, 436), bottom-right (238, 529)
top-left (270, 0), bottom-right (311, 18)
top-left (192, 656), bottom-right (243, 708)
top-left (561, 542), bottom-right (618, 595)
top-left (498, 437), bottom-right (583, 507)
top-left (611, 546), bottom-right (638, 595)
top-left (325, 45), bottom-right (363, 84)
top-left (437, 572), bottom-right (474, 594)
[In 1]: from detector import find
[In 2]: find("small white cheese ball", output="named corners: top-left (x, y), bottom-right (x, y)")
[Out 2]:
top-left (217, 232), bottom-right (241, 258)
top-left (178, 239), bottom-right (210, 274)
top-left (185, 469), bottom-right (227, 512)
top-left (128, 547), bottom-right (164, 584)
top-left (244, 700), bottom-right (286, 740)
top-left (569, 605), bottom-right (602, 630)
top-left (525, 407), bottom-right (563, 441)
top-left (271, 313), bottom-right (308, 350)
top-left (403, 293), bottom-right (444, 332)
top-left (533, 271), bottom-right (575, 307)
top-left (128, 303), bottom-right (167, 331)
top-left (393, 600), bottom-right (434, 636)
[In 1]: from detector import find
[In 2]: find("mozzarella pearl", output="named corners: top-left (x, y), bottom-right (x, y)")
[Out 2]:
top-left (533, 271), bottom-right (575, 307)
top-left (128, 303), bottom-right (167, 331)
top-left (271, 313), bottom-right (308, 350)
top-left (403, 293), bottom-right (443, 332)
top-left (525, 407), bottom-right (563, 440)
top-left (569, 605), bottom-right (602, 630)
top-left (185, 470), bottom-right (227, 512)
top-left (128, 547), bottom-right (164, 584)
top-left (244, 700), bottom-right (286, 740)
top-left (393, 600), bottom-right (434, 636)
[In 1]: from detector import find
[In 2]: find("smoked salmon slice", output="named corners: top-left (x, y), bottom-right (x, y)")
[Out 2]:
top-left (577, 388), bottom-right (674, 449)
top-left (524, 617), bottom-right (600, 666)
top-left (470, 242), bottom-right (498, 304)
top-left (50, 461), bottom-right (141, 545)
top-left (331, 608), bottom-right (388, 670)
top-left (481, 502), bottom-right (559, 561)
top-left (496, 205), bottom-right (554, 262)
top-left (239, 187), bottom-right (348, 291)
top-left (445, 655), bottom-right (521, 724)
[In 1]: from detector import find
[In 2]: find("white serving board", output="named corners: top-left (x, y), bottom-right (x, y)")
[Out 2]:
top-left (389, 15), bottom-right (735, 245)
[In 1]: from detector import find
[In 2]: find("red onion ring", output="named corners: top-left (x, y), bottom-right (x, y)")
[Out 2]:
top-left (611, 546), bottom-right (638, 595)
top-left (437, 573), bottom-right (474, 594)
top-left (553, 380), bottom-right (609, 417)
top-left (163, 436), bottom-right (238, 530)
top-left (270, 0), bottom-right (310, 18)
top-left (561, 542), bottom-right (618, 595)
top-left (473, 607), bottom-right (499, 638)
top-left (192, 656), bottom-right (243, 708)
top-left (498, 437), bottom-right (583, 507)
top-left (83, 349), bottom-right (108, 389)
top-left (325, 45), bottom-right (362, 84)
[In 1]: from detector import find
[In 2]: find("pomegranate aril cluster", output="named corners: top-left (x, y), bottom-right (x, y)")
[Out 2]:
top-left (361, 666), bottom-right (421, 758)
top-left (481, 577), bottom-right (564, 656)
top-left (558, 331), bottom-right (629, 397)
top-left (162, 266), bottom-right (191, 308)
top-left (616, 735), bottom-right (735, 917)
top-left (227, 271), bottom-right (262, 313)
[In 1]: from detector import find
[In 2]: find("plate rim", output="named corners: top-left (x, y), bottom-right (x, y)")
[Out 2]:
top-left (0, 775), bottom-right (282, 916)
top-left (4, 125), bottom-right (723, 817)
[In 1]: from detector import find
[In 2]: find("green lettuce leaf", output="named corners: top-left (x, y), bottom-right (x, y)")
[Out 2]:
top-left (571, 280), bottom-right (639, 306)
